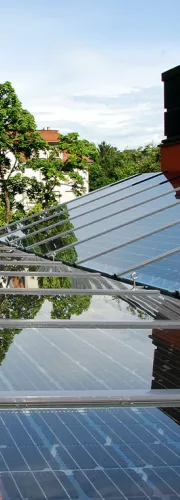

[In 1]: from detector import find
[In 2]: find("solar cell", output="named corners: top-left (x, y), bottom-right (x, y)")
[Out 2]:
top-left (1, 172), bottom-right (180, 293)
top-left (0, 168), bottom-right (180, 497)
top-left (0, 407), bottom-right (180, 499)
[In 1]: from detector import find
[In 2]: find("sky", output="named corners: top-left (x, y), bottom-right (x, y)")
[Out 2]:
top-left (1, 0), bottom-right (180, 149)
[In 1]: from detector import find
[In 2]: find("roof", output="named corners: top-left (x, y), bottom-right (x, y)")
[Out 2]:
top-left (38, 129), bottom-right (93, 163)
top-left (38, 128), bottom-right (59, 143)
top-left (1, 170), bottom-right (180, 294)
top-left (0, 175), bottom-right (180, 497)
top-left (0, 245), bottom-right (179, 496)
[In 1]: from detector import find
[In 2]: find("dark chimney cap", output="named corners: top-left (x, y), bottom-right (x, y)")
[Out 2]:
top-left (162, 65), bottom-right (180, 82)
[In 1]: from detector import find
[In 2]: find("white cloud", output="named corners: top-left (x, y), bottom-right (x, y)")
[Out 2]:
top-left (1, 35), bottom-right (180, 148)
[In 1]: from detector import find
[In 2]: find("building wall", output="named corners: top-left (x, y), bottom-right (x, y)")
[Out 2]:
top-left (1, 149), bottom-right (89, 210)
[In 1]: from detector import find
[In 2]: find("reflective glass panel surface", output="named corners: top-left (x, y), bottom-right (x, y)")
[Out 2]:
top-left (0, 406), bottom-right (180, 498)
top-left (81, 224), bottom-right (180, 289)
top-left (0, 173), bottom-right (153, 238)
top-left (0, 291), bottom-right (152, 391)
top-left (0, 172), bottom-right (180, 291)
top-left (19, 176), bottom-right (179, 252)
top-left (0, 287), bottom-right (179, 392)
top-left (0, 173), bottom-right (164, 243)
top-left (122, 252), bottom-right (180, 292)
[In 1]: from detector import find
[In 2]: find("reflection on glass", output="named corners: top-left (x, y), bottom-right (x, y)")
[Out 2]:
top-left (0, 205), bottom-right (69, 239)
top-left (0, 173), bottom-right (151, 239)
top-left (22, 207), bottom-right (79, 263)
top-left (0, 292), bottom-right (153, 392)
top-left (20, 207), bottom-right (71, 245)
top-left (151, 326), bottom-right (180, 425)
top-left (0, 291), bottom-right (44, 364)
top-left (1, 404), bottom-right (180, 498)
top-left (0, 275), bottom-right (91, 366)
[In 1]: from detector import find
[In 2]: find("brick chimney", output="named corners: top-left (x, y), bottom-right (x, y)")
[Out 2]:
top-left (160, 65), bottom-right (180, 182)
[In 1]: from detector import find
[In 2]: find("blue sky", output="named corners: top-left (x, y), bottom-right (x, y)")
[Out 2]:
top-left (1, 0), bottom-right (180, 148)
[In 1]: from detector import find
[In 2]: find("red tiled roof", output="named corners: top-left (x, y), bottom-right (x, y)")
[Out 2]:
top-left (38, 128), bottom-right (93, 163)
top-left (38, 129), bottom-right (59, 143)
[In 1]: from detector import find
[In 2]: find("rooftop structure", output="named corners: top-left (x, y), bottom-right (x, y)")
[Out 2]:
top-left (0, 66), bottom-right (180, 498)
top-left (38, 127), bottom-right (59, 145)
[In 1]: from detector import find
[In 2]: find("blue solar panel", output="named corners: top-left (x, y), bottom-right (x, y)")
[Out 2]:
top-left (0, 172), bottom-right (150, 239)
top-left (1, 173), bottom-right (180, 292)
top-left (123, 253), bottom-right (180, 292)
top-left (1, 171), bottom-right (179, 293)
top-left (0, 406), bottom-right (180, 498)
top-left (1, 168), bottom-right (180, 499)
top-left (82, 225), bottom-right (180, 292)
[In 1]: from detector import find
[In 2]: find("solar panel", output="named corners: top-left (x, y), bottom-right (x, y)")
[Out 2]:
top-left (0, 277), bottom-right (177, 393)
top-left (0, 406), bottom-right (180, 499)
top-left (0, 172), bottom-right (158, 237)
top-left (0, 172), bottom-right (167, 244)
top-left (1, 171), bottom-right (180, 293)
top-left (1, 170), bottom-right (180, 496)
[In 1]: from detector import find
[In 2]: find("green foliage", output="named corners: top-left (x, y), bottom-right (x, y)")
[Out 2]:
top-left (57, 132), bottom-right (97, 196)
top-left (0, 276), bottom-right (91, 365)
top-left (0, 81), bottom-right (46, 223)
top-left (0, 201), bottom-right (6, 225)
top-left (38, 275), bottom-right (91, 319)
top-left (0, 83), bottom-right (97, 226)
top-left (50, 294), bottom-right (91, 319)
top-left (0, 293), bottom-right (44, 365)
top-left (89, 141), bottom-right (160, 191)
top-left (58, 132), bottom-right (97, 160)
top-left (15, 204), bottom-right (78, 263)
top-left (0, 83), bottom-right (160, 227)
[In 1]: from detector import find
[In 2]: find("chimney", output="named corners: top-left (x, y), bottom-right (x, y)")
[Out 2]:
top-left (160, 65), bottom-right (180, 179)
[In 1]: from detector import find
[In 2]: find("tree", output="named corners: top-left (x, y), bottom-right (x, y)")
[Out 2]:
top-left (50, 294), bottom-right (91, 319)
top-left (6, 203), bottom-right (78, 263)
top-left (23, 132), bottom-right (98, 208)
top-left (0, 81), bottom-right (46, 223)
top-left (57, 132), bottom-right (98, 195)
top-left (38, 276), bottom-right (91, 319)
top-left (89, 142), bottom-right (160, 192)
top-left (0, 83), bottom-right (98, 226)
top-left (0, 293), bottom-right (45, 365)
top-left (20, 133), bottom-right (97, 218)
top-left (0, 276), bottom-right (91, 365)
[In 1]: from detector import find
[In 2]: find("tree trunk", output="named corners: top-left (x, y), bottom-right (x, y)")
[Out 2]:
top-left (0, 164), bottom-right (11, 224)
top-left (4, 189), bottom-right (11, 224)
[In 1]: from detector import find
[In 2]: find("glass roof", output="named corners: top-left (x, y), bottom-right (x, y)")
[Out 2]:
top-left (1, 172), bottom-right (180, 497)
top-left (0, 248), bottom-right (179, 395)
top-left (1, 171), bottom-right (180, 293)
top-left (0, 296), bottom-right (153, 392)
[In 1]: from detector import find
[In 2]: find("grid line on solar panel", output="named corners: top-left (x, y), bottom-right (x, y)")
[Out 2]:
top-left (1, 408), bottom-right (180, 498)
top-left (25, 198), bottom-right (180, 254)
top-left (76, 241), bottom-right (180, 293)
top-left (0, 172), bottom-right (170, 241)
top-left (0, 172), bottom-right (159, 234)
top-left (26, 190), bottom-right (180, 251)
top-left (1, 173), bottom-right (180, 293)
top-left (0, 323), bottom-right (164, 392)
top-left (0, 318), bottom-right (161, 392)
top-left (42, 210), bottom-right (180, 263)
top-left (46, 209), bottom-right (180, 261)
top-left (0, 177), bottom-right (143, 239)
top-left (16, 180), bottom-right (180, 248)
top-left (124, 253), bottom-right (180, 292)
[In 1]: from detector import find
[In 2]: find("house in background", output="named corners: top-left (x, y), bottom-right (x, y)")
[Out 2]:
top-left (38, 128), bottom-right (60, 147)
top-left (32, 127), bottom-right (89, 204)
top-left (8, 127), bottom-right (89, 210)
